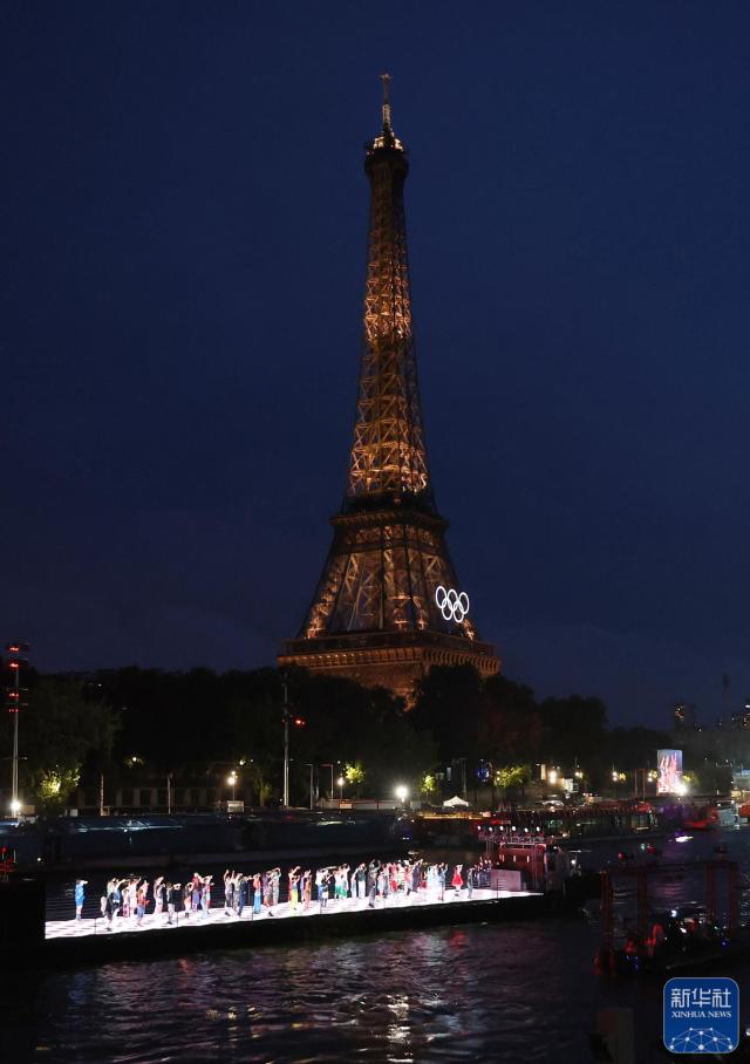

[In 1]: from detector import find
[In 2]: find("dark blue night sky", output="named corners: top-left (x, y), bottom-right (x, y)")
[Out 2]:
top-left (3, 2), bottom-right (750, 726)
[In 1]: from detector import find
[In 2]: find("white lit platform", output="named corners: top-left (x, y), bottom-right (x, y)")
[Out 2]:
top-left (45, 887), bottom-right (538, 941)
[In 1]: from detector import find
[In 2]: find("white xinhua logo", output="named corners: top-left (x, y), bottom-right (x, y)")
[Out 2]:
top-left (435, 585), bottom-right (470, 623)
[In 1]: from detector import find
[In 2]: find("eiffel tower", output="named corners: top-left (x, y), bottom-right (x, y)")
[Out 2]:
top-left (279, 77), bottom-right (500, 699)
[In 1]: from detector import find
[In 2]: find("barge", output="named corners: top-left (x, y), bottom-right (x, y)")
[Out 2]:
top-left (39, 887), bottom-right (574, 968)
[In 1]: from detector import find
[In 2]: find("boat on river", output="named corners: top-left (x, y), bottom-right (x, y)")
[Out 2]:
top-left (596, 857), bottom-right (746, 976)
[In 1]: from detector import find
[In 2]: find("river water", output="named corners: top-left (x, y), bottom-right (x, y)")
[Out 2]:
top-left (9, 830), bottom-right (750, 1063)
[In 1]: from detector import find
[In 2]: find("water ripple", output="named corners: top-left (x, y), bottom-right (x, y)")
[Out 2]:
top-left (17, 830), bottom-right (750, 1063)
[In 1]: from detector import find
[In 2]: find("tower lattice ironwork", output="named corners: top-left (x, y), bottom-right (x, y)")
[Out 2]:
top-left (279, 77), bottom-right (499, 698)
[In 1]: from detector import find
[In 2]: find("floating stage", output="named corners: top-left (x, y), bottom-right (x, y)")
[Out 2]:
top-left (41, 888), bottom-right (560, 968)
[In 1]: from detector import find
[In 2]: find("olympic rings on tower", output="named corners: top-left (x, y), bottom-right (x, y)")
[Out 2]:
top-left (435, 585), bottom-right (470, 623)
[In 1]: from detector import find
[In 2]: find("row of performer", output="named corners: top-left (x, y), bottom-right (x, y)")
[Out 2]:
top-left (72, 858), bottom-right (495, 925)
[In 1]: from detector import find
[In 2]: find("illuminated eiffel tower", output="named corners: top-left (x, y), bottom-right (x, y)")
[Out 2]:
top-left (279, 77), bottom-right (499, 698)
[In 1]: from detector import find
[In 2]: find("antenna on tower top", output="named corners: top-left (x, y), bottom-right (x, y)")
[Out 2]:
top-left (380, 71), bottom-right (392, 131)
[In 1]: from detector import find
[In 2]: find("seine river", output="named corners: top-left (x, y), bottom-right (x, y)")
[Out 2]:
top-left (8, 830), bottom-right (750, 1063)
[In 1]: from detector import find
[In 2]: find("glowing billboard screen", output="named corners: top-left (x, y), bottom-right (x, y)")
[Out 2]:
top-left (657, 749), bottom-right (683, 795)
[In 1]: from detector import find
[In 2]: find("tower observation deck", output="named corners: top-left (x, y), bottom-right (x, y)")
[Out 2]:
top-left (278, 78), bottom-right (499, 699)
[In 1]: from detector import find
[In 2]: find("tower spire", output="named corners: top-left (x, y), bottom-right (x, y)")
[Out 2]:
top-left (381, 71), bottom-right (392, 132)
top-left (349, 74), bottom-right (426, 508)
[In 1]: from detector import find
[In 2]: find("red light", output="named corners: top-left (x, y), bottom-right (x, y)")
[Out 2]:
top-left (8, 662), bottom-right (19, 670)
top-left (294, 717), bottom-right (306, 727)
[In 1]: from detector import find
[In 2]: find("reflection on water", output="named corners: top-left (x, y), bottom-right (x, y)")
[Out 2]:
top-left (12, 830), bottom-right (750, 1063)
top-left (28, 921), bottom-right (601, 1063)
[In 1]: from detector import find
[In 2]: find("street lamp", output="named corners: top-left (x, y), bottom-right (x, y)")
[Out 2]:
top-left (612, 769), bottom-right (626, 800)
top-left (321, 763), bottom-right (337, 800)
top-left (227, 771), bottom-right (238, 802)
top-left (395, 784), bottom-right (409, 806)
top-left (305, 763), bottom-right (315, 810)
top-left (337, 775), bottom-right (345, 801)
top-left (6, 642), bottom-right (30, 816)
top-left (282, 676), bottom-right (290, 808)
top-left (456, 757), bottom-right (467, 799)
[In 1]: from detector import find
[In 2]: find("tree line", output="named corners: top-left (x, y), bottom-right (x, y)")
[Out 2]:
top-left (0, 660), bottom-right (675, 812)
